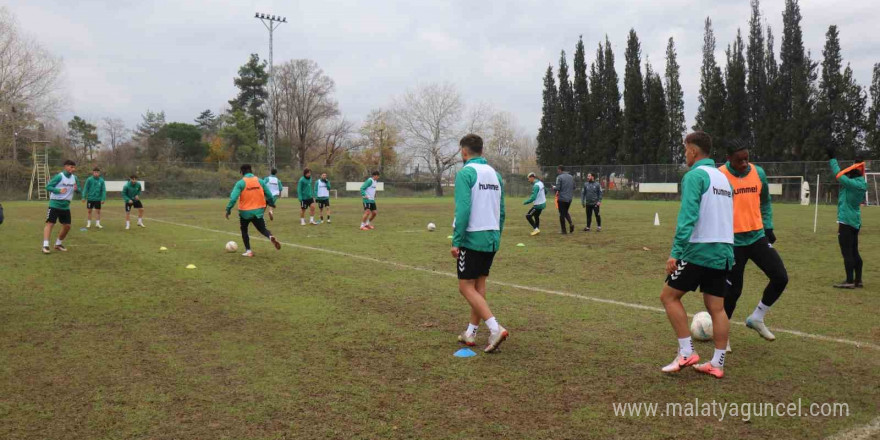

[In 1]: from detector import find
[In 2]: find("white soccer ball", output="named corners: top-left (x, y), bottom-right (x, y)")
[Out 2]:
top-left (427, 222), bottom-right (436, 232)
top-left (225, 241), bottom-right (238, 253)
top-left (690, 311), bottom-right (714, 341)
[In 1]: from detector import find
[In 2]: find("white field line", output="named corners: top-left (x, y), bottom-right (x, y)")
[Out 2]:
top-left (147, 217), bottom-right (880, 352)
top-left (826, 417), bottom-right (880, 440)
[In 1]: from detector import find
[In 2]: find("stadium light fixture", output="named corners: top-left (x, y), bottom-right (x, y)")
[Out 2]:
top-left (254, 11), bottom-right (287, 170)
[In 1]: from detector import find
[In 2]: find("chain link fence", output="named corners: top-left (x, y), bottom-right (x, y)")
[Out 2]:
top-left (1, 159), bottom-right (876, 204)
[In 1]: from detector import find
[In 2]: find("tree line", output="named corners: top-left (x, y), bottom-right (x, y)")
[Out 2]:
top-left (537, 0), bottom-right (880, 167)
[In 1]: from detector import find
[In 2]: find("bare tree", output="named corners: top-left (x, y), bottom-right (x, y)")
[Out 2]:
top-left (392, 82), bottom-right (470, 196)
top-left (314, 117), bottom-right (360, 166)
top-left (275, 59), bottom-right (339, 168)
top-left (101, 117), bottom-right (128, 165)
top-left (0, 7), bottom-right (64, 160)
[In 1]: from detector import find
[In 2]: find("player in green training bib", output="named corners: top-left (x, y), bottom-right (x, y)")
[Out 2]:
top-left (42, 160), bottom-right (82, 254)
top-left (359, 171), bottom-right (380, 230)
top-left (122, 175), bottom-right (145, 230)
top-left (315, 172), bottom-right (332, 224)
top-left (523, 172), bottom-right (546, 236)
top-left (81, 167), bottom-right (106, 229)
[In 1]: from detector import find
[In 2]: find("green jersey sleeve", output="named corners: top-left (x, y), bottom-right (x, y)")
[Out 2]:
top-left (524, 183), bottom-right (539, 205)
top-left (226, 180), bottom-right (245, 213)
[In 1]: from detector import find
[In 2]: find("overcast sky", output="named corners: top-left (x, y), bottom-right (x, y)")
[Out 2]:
top-left (13, 0), bottom-right (880, 137)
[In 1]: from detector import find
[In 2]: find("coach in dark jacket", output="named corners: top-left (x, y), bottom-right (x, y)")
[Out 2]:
top-left (553, 165), bottom-right (575, 234)
top-left (581, 173), bottom-right (602, 231)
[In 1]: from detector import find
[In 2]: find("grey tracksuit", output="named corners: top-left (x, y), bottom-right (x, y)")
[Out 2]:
top-left (581, 181), bottom-right (603, 206)
top-left (554, 173), bottom-right (574, 202)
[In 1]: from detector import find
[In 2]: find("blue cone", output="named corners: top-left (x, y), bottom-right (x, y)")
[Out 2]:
top-left (454, 348), bottom-right (477, 358)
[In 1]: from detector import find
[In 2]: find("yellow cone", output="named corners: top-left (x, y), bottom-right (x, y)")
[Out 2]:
top-left (159, 246), bottom-right (168, 251)
top-left (186, 264), bottom-right (196, 269)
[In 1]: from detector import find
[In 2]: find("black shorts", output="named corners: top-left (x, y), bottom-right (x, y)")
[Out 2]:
top-left (46, 207), bottom-right (71, 225)
top-left (457, 248), bottom-right (496, 280)
top-left (125, 200), bottom-right (143, 212)
top-left (87, 201), bottom-right (102, 210)
top-left (363, 201), bottom-right (377, 211)
top-left (317, 199), bottom-right (330, 208)
top-left (665, 260), bottom-right (729, 297)
top-left (300, 199), bottom-right (315, 210)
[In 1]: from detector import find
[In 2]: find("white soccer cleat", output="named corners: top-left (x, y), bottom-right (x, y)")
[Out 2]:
top-left (41, 246), bottom-right (51, 254)
top-left (484, 326), bottom-right (509, 353)
top-left (745, 317), bottom-right (776, 341)
top-left (310, 220), bottom-right (318, 225)
top-left (138, 223), bottom-right (146, 228)
top-left (96, 224), bottom-right (103, 229)
top-left (242, 250), bottom-right (254, 257)
top-left (86, 224), bottom-right (91, 229)
top-left (458, 331), bottom-right (476, 347)
top-left (327, 219), bottom-right (331, 223)
top-left (125, 224), bottom-right (130, 230)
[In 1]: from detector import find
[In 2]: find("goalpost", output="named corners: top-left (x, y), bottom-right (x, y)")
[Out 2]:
top-left (766, 175), bottom-right (808, 205)
top-left (865, 173), bottom-right (880, 206)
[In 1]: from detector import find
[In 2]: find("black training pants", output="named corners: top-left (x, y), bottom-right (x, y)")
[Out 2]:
top-left (240, 217), bottom-right (273, 251)
top-left (838, 223), bottom-right (863, 283)
top-left (526, 207), bottom-right (543, 229)
top-left (558, 201), bottom-right (573, 232)
top-left (724, 236), bottom-right (788, 319)
top-left (586, 204), bottom-right (601, 228)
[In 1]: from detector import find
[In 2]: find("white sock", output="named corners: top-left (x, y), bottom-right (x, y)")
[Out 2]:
top-left (55, 239), bottom-right (62, 246)
top-left (677, 336), bottom-right (694, 357)
top-left (749, 301), bottom-right (770, 321)
top-left (310, 216), bottom-right (314, 222)
top-left (466, 323), bottom-right (479, 336)
top-left (137, 218), bottom-right (143, 224)
top-left (485, 317), bottom-right (500, 333)
top-left (43, 240), bottom-right (49, 247)
top-left (360, 222), bottom-right (365, 227)
top-left (126, 221), bottom-right (130, 228)
top-left (301, 218), bottom-right (306, 224)
top-left (711, 348), bottom-right (726, 368)
top-left (96, 220), bottom-right (101, 226)
top-left (87, 220), bottom-right (91, 227)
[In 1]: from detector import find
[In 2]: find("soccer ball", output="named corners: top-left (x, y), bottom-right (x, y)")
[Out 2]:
top-left (225, 241), bottom-right (238, 253)
top-left (427, 222), bottom-right (436, 232)
top-left (690, 311), bottom-right (713, 341)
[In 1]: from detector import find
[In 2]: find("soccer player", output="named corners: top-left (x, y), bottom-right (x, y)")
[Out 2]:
top-left (553, 165), bottom-right (575, 234)
top-left (225, 164), bottom-right (281, 257)
top-left (122, 175), bottom-right (146, 230)
top-left (452, 134), bottom-right (508, 353)
top-left (719, 141), bottom-right (788, 345)
top-left (42, 160), bottom-right (81, 254)
top-left (82, 167), bottom-right (107, 229)
top-left (523, 172), bottom-right (546, 236)
top-left (316, 172), bottom-right (332, 223)
top-left (263, 168), bottom-right (282, 221)
top-left (581, 173), bottom-right (602, 232)
top-left (360, 171), bottom-right (380, 230)
top-left (659, 131), bottom-right (733, 379)
top-left (297, 168), bottom-right (317, 226)
top-left (828, 150), bottom-right (867, 288)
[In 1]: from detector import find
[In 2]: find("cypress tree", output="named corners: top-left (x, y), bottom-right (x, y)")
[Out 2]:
top-left (816, 25), bottom-right (845, 159)
top-left (573, 36), bottom-right (591, 164)
top-left (764, 26), bottom-right (784, 160)
top-left (695, 17), bottom-right (727, 154)
top-left (725, 30), bottom-right (749, 145)
top-left (779, 0), bottom-right (816, 160)
top-left (603, 37), bottom-right (622, 164)
top-left (665, 37), bottom-right (686, 164)
top-left (645, 62), bottom-right (668, 164)
top-left (621, 29), bottom-right (647, 164)
top-left (841, 65), bottom-right (867, 158)
top-left (589, 42), bottom-right (607, 164)
top-left (747, 0), bottom-right (768, 158)
top-left (867, 63), bottom-right (880, 157)
top-left (536, 65), bottom-right (559, 166)
top-left (557, 51), bottom-right (576, 164)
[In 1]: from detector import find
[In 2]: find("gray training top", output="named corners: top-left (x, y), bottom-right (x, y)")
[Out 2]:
top-left (582, 181), bottom-right (603, 206)
top-left (555, 172), bottom-right (575, 203)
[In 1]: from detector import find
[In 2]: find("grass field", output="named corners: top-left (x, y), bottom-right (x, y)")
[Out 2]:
top-left (1, 197), bottom-right (878, 439)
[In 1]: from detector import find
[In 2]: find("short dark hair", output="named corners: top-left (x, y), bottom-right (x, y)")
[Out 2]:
top-left (726, 138), bottom-right (749, 155)
top-left (271, 168), bottom-right (277, 175)
top-left (63, 160), bottom-right (76, 166)
top-left (685, 131), bottom-right (713, 156)
top-left (371, 170), bottom-right (380, 177)
top-left (240, 164), bottom-right (252, 175)
top-left (303, 168), bottom-right (311, 176)
top-left (92, 167), bottom-right (101, 172)
top-left (129, 174), bottom-right (138, 179)
top-left (459, 134), bottom-right (483, 155)
top-left (557, 165), bottom-right (564, 172)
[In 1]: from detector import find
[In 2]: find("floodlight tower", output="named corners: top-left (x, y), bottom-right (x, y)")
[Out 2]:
top-left (255, 12), bottom-right (286, 170)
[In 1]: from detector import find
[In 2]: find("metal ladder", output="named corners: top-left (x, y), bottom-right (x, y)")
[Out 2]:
top-left (29, 149), bottom-right (50, 201)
